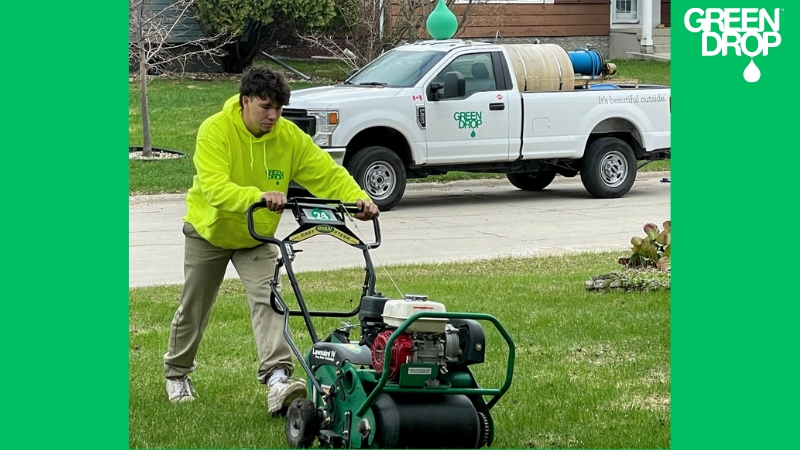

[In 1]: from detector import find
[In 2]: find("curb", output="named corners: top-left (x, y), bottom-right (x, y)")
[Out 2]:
top-left (405, 170), bottom-right (670, 191)
top-left (130, 171), bottom-right (670, 205)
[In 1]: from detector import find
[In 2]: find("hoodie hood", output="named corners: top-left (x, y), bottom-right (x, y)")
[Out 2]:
top-left (223, 94), bottom-right (285, 172)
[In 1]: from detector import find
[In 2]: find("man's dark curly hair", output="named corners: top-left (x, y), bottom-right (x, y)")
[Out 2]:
top-left (239, 66), bottom-right (291, 107)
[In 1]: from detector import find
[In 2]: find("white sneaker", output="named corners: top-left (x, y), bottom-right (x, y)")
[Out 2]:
top-left (166, 376), bottom-right (198, 403)
top-left (268, 377), bottom-right (306, 415)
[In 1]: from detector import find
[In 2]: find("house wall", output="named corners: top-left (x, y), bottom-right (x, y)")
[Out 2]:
top-left (390, 0), bottom-right (611, 57)
top-left (131, 0), bottom-right (204, 44)
top-left (452, 0), bottom-right (610, 38)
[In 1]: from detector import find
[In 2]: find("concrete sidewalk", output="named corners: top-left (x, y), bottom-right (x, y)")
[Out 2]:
top-left (130, 172), bottom-right (671, 288)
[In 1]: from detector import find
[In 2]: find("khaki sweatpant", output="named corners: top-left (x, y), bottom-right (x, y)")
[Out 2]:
top-left (163, 223), bottom-right (293, 384)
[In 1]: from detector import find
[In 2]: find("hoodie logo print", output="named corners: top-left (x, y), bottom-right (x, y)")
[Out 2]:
top-left (268, 169), bottom-right (285, 185)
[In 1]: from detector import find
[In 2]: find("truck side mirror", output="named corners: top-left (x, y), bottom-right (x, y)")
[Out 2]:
top-left (443, 71), bottom-right (466, 99)
top-left (427, 71), bottom-right (465, 101)
top-left (427, 82), bottom-right (443, 101)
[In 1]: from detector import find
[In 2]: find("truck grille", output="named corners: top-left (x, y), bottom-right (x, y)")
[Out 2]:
top-left (282, 108), bottom-right (316, 136)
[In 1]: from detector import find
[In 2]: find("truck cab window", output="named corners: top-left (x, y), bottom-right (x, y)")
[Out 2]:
top-left (347, 50), bottom-right (444, 87)
top-left (434, 53), bottom-right (497, 97)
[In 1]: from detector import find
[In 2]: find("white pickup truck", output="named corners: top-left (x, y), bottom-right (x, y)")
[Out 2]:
top-left (283, 40), bottom-right (670, 210)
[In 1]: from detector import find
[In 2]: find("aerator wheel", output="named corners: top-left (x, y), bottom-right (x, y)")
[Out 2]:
top-left (476, 411), bottom-right (491, 448)
top-left (285, 398), bottom-right (319, 448)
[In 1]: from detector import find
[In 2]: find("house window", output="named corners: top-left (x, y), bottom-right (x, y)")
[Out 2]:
top-left (614, 0), bottom-right (639, 22)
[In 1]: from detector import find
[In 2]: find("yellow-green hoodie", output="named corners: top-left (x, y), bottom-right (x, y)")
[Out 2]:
top-left (184, 94), bottom-right (370, 249)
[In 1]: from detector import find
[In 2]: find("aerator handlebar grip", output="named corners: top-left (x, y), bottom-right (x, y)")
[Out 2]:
top-left (341, 201), bottom-right (382, 249)
top-left (285, 196), bottom-right (363, 214)
top-left (246, 201), bottom-right (283, 245)
top-left (341, 201), bottom-right (364, 215)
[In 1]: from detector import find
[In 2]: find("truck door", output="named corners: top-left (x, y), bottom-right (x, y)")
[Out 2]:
top-left (424, 52), bottom-right (511, 164)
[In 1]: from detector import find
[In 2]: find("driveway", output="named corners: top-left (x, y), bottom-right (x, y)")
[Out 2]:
top-left (129, 172), bottom-right (670, 287)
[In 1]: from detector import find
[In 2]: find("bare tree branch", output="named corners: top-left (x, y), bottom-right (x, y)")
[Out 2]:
top-left (129, 0), bottom-right (235, 77)
top-left (299, 0), bottom-right (485, 69)
top-left (129, 0), bottom-right (235, 157)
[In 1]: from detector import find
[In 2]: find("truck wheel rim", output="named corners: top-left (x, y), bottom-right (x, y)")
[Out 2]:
top-left (600, 151), bottom-right (627, 187)
top-left (363, 161), bottom-right (396, 200)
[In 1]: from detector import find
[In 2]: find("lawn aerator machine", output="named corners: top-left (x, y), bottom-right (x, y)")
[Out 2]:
top-left (247, 198), bottom-right (515, 449)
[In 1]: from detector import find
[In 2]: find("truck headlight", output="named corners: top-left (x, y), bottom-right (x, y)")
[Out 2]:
top-left (309, 110), bottom-right (339, 147)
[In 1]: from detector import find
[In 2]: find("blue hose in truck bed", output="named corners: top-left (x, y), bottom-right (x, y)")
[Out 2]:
top-left (588, 84), bottom-right (621, 90)
top-left (568, 48), bottom-right (604, 77)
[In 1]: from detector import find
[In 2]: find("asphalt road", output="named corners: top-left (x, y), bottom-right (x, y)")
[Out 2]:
top-left (129, 172), bottom-right (670, 288)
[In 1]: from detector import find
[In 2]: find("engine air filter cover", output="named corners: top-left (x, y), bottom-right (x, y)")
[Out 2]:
top-left (382, 299), bottom-right (447, 333)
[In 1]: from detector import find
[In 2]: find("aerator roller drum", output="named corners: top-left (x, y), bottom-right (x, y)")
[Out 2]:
top-left (369, 393), bottom-right (489, 449)
top-left (246, 198), bottom-right (516, 449)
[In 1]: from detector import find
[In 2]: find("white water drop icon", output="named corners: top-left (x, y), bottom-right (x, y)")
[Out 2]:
top-left (744, 59), bottom-right (761, 82)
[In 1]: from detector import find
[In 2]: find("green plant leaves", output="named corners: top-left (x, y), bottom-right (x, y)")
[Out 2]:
top-left (194, 0), bottom-right (335, 35)
top-left (195, 0), bottom-right (277, 35)
top-left (644, 223), bottom-right (660, 241)
top-left (622, 221), bottom-right (671, 272)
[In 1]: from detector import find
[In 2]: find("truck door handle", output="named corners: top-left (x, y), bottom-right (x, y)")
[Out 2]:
top-left (489, 103), bottom-right (505, 111)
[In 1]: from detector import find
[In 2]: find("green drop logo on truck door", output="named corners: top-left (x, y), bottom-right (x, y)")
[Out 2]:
top-left (454, 111), bottom-right (482, 138)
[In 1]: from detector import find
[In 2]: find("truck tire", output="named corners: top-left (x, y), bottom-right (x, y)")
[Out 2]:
top-left (346, 146), bottom-right (406, 211)
top-left (506, 171), bottom-right (557, 191)
top-left (580, 137), bottom-right (637, 198)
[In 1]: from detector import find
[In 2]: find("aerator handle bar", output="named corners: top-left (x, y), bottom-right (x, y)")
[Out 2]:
top-left (246, 198), bottom-right (382, 323)
top-left (286, 196), bottom-right (381, 249)
top-left (246, 198), bottom-right (382, 394)
top-left (356, 311), bottom-right (517, 417)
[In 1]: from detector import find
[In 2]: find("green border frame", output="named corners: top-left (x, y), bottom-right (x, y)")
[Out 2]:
top-left (3, 1), bottom-right (129, 448)
top-left (673, 1), bottom-right (797, 448)
top-left (6, 1), bottom-right (797, 448)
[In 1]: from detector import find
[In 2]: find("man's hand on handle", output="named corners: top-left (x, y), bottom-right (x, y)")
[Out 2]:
top-left (355, 199), bottom-right (379, 221)
top-left (260, 191), bottom-right (287, 214)
top-left (259, 193), bottom-right (378, 219)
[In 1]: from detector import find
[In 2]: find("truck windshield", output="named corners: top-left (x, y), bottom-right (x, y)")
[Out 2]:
top-left (346, 50), bottom-right (444, 88)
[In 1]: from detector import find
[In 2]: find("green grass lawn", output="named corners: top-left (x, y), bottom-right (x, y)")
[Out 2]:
top-left (254, 58), bottom-right (355, 81)
top-left (130, 59), bottom-right (671, 194)
top-left (608, 59), bottom-right (671, 86)
top-left (130, 252), bottom-right (670, 448)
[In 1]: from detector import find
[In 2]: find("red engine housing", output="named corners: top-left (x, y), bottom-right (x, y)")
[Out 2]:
top-left (371, 330), bottom-right (415, 380)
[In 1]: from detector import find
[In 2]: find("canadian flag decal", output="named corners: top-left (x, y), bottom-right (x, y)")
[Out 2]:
top-left (412, 94), bottom-right (423, 101)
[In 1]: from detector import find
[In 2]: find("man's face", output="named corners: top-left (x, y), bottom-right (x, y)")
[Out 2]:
top-left (241, 95), bottom-right (283, 137)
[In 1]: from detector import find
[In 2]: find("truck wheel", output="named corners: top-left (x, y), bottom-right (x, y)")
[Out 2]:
top-left (580, 137), bottom-right (637, 198)
top-left (506, 171), bottom-right (556, 191)
top-left (346, 146), bottom-right (406, 211)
